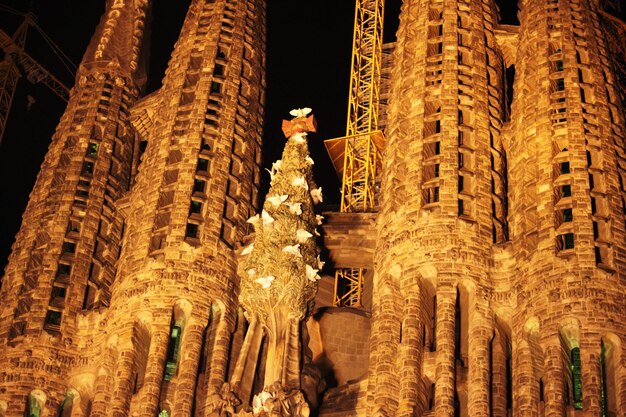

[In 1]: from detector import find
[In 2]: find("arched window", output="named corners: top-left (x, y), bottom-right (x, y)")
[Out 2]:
top-left (600, 337), bottom-right (620, 417)
top-left (58, 389), bottom-right (78, 417)
top-left (164, 324), bottom-right (183, 381)
top-left (571, 347), bottom-right (583, 410)
top-left (601, 341), bottom-right (609, 417)
top-left (26, 391), bottom-right (45, 417)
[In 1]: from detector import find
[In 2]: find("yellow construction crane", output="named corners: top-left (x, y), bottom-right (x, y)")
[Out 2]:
top-left (0, 11), bottom-right (72, 145)
top-left (325, 0), bottom-right (385, 307)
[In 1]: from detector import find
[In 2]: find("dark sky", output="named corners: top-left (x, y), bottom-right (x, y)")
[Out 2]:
top-left (0, 0), bottom-right (520, 271)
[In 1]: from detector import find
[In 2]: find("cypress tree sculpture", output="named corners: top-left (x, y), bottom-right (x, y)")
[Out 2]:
top-left (239, 108), bottom-right (324, 407)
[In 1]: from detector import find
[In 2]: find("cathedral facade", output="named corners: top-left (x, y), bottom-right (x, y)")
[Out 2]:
top-left (0, 0), bottom-right (624, 416)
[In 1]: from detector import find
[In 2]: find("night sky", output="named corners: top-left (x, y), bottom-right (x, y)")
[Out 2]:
top-left (0, 0), bottom-right (520, 271)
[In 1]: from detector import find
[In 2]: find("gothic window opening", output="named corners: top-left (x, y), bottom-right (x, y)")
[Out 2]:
top-left (557, 232), bottom-right (575, 250)
top-left (87, 142), bottom-right (99, 156)
top-left (210, 81), bottom-right (222, 95)
top-left (193, 179), bottom-right (206, 194)
top-left (58, 389), bottom-right (77, 417)
top-left (81, 161), bottom-right (94, 176)
top-left (571, 347), bottom-right (583, 410)
top-left (25, 391), bottom-right (45, 417)
top-left (44, 309), bottom-right (62, 332)
top-left (454, 287), bottom-right (469, 367)
top-left (185, 223), bottom-right (199, 239)
top-left (428, 382), bottom-right (435, 410)
top-left (423, 186), bottom-right (440, 205)
top-left (600, 337), bottom-right (619, 417)
top-left (190, 200), bottom-right (203, 215)
top-left (56, 263), bottom-right (72, 281)
top-left (132, 321), bottom-right (151, 395)
top-left (196, 158), bottom-right (210, 175)
top-left (82, 281), bottom-right (99, 310)
top-left (164, 325), bottom-right (183, 381)
top-left (49, 285), bottom-right (67, 308)
top-left (62, 241), bottom-right (76, 255)
top-left (562, 184), bottom-right (572, 197)
top-left (563, 208), bottom-right (573, 222)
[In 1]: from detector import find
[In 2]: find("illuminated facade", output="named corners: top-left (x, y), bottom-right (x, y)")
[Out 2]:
top-left (0, 0), bottom-right (625, 416)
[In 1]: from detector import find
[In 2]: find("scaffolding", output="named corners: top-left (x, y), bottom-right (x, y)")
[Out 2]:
top-left (325, 0), bottom-right (385, 307)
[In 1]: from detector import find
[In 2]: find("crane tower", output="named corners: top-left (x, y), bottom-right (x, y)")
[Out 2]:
top-left (325, 0), bottom-right (385, 307)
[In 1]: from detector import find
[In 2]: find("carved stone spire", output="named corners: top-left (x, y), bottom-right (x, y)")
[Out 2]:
top-left (78, 0), bottom-right (151, 88)
top-left (239, 108), bottom-right (322, 400)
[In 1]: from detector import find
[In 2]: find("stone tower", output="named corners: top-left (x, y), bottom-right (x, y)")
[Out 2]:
top-left (0, 0), bottom-right (266, 415)
top-left (358, 0), bottom-right (626, 416)
top-left (318, 0), bottom-right (625, 416)
top-left (0, 0), bottom-right (151, 413)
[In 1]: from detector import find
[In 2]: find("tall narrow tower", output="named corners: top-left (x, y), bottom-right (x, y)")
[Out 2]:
top-left (359, 0), bottom-right (626, 415)
top-left (369, 0), bottom-right (507, 415)
top-left (88, 0), bottom-right (266, 415)
top-left (0, 0), bottom-right (151, 413)
top-left (0, 0), bottom-right (266, 415)
top-left (508, 0), bottom-right (626, 415)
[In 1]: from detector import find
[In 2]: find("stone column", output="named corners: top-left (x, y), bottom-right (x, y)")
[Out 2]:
top-left (172, 320), bottom-right (205, 417)
top-left (513, 338), bottom-right (538, 417)
top-left (435, 286), bottom-right (456, 417)
top-left (468, 295), bottom-right (492, 417)
top-left (90, 360), bottom-right (115, 417)
top-left (581, 341), bottom-right (602, 417)
top-left (231, 316), bottom-right (260, 388)
top-left (135, 327), bottom-right (169, 417)
top-left (491, 330), bottom-right (508, 417)
top-left (284, 319), bottom-right (301, 389)
top-left (619, 360), bottom-right (626, 417)
top-left (110, 339), bottom-right (135, 417)
top-left (397, 282), bottom-right (422, 417)
top-left (371, 281), bottom-right (401, 416)
top-left (207, 313), bottom-right (231, 389)
top-left (543, 340), bottom-right (564, 417)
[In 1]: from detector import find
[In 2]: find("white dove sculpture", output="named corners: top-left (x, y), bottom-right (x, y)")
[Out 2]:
top-left (289, 107), bottom-right (312, 117)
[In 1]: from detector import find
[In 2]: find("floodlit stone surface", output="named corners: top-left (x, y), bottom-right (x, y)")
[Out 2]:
top-left (0, 0), bottom-right (625, 416)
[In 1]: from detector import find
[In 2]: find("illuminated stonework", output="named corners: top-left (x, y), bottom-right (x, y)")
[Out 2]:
top-left (0, 0), bottom-right (625, 416)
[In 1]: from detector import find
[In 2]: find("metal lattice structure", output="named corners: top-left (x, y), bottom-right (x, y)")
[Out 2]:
top-left (341, 0), bottom-right (384, 213)
top-left (333, 267), bottom-right (365, 307)
top-left (325, 0), bottom-right (385, 307)
top-left (0, 14), bottom-right (70, 145)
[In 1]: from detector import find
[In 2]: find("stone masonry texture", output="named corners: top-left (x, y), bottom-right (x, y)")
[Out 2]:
top-left (0, 0), bottom-right (624, 416)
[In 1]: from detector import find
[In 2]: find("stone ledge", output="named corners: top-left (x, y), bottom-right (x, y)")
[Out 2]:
top-left (321, 211), bottom-right (377, 269)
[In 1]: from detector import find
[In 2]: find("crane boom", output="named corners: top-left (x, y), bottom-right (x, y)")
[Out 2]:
top-left (325, 0), bottom-right (385, 307)
top-left (17, 50), bottom-right (70, 101)
top-left (0, 56), bottom-right (20, 146)
top-left (0, 16), bottom-right (70, 145)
